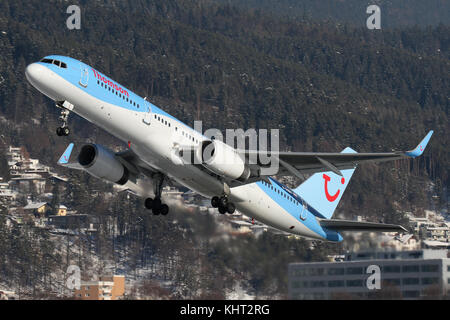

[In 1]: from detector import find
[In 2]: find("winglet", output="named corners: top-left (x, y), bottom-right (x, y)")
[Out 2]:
top-left (58, 143), bottom-right (75, 165)
top-left (405, 130), bottom-right (433, 158)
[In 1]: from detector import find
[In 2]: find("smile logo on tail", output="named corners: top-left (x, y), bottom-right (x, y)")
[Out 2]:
top-left (323, 174), bottom-right (345, 202)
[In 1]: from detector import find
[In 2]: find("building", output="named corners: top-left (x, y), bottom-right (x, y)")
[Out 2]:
top-left (23, 202), bottom-right (51, 217)
top-left (48, 214), bottom-right (89, 229)
top-left (422, 240), bottom-right (450, 250)
top-left (228, 220), bottom-right (253, 234)
top-left (0, 290), bottom-right (17, 300)
top-left (288, 250), bottom-right (450, 300)
top-left (74, 275), bottom-right (125, 300)
top-left (407, 211), bottom-right (450, 243)
top-left (378, 234), bottom-right (421, 251)
top-left (56, 204), bottom-right (68, 216)
top-left (0, 179), bottom-right (17, 203)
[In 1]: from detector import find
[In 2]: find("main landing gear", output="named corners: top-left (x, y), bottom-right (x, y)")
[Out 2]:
top-left (211, 196), bottom-right (235, 214)
top-left (56, 104), bottom-right (71, 137)
top-left (144, 173), bottom-right (169, 215)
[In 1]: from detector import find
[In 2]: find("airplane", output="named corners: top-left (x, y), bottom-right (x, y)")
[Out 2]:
top-left (25, 55), bottom-right (433, 242)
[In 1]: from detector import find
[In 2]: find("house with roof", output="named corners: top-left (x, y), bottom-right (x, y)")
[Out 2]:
top-left (23, 202), bottom-right (51, 218)
top-left (57, 204), bottom-right (68, 216)
top-left (74, 275), bottom-right (125, 300)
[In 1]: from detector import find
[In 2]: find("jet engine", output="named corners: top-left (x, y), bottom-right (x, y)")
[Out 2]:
top-left (77, 144), bottom-right (129, 185)
top-left (199, 140), bottom-right (250, 181)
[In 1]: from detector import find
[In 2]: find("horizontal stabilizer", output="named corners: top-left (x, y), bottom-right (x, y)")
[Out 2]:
top-left (320, 219), bottom-right (407, 233)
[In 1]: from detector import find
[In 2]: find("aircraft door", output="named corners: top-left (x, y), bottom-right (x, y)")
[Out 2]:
top-left (79, 64), bottom-right (89, 87)
top-left (143, 102), bottom-right (152, 125)
top-left (299, 200), bottom-right (307, 221)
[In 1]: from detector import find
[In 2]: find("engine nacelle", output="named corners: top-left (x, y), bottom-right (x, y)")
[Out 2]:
top-left (199, 140), bottom-right (250, 181)
top-left (78, 144), bottom-right (129, 185)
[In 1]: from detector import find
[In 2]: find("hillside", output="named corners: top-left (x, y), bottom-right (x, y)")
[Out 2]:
top-left (215, 0), bottom-right (450, 28)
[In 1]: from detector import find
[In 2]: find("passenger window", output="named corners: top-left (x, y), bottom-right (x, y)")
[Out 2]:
top-left (61, 62), bottom-right (67, 68)
top-left (53, 60), bottom-right (61, 67)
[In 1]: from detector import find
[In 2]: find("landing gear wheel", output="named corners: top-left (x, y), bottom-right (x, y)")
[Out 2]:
top-left (211, 196), bottom-right (220, 208)
top-left (148, 174), bottom-right (169, 216)
top-left (56, 127), bottom-right (70, 136)
top-left (145, 198), bottom-right (153, 210)
top-left (153, 207), bottom-right (161, 215)
top-left (153, 197), bottom-right (162, 209)
top-left (219, 196), bottom-right (228, 208)
top-left (218, 206), bottom-right (227, 214)
top-left (226, 202), bottom-right (235, 214)
top-left (160, 204), bottom-right (169, 216)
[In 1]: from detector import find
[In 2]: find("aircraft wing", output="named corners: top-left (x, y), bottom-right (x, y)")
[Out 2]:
top-left (242, 130), bottom-right (433, 179)
top-left (58, 142), bottom-right (154, 177)
top-left (57, 142), bottom-right (184, 192)
top-left (319, 219), bottom-right (407, 233)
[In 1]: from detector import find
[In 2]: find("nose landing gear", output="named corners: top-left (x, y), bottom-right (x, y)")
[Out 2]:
top-left (211, 196), bottom-right (235, 214)
top-left (56, 102), bottom-right (72, 136)
top-left (56, 126), bottom-right (70, 136)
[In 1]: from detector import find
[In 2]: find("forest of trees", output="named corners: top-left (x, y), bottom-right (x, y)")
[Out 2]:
top-left (0, 0), bottom-right (448, 298)
top-left (215, 0), bottom-right (450, 28)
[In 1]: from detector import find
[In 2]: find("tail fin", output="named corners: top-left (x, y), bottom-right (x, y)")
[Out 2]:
top-left (293, 147), bottom-right (357, 219)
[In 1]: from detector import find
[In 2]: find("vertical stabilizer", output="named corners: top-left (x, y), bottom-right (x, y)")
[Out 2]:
top-left (293, 147), bottom-right (357, 219)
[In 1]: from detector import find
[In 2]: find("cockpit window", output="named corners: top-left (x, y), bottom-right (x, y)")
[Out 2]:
top-left (40, 58), bottom-right (67, 69)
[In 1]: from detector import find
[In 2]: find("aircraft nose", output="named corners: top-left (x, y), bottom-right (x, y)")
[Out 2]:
top-left (25, 63), bottom-right (44, 85)
top-left (25, 62), bottom-right (62, 100)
